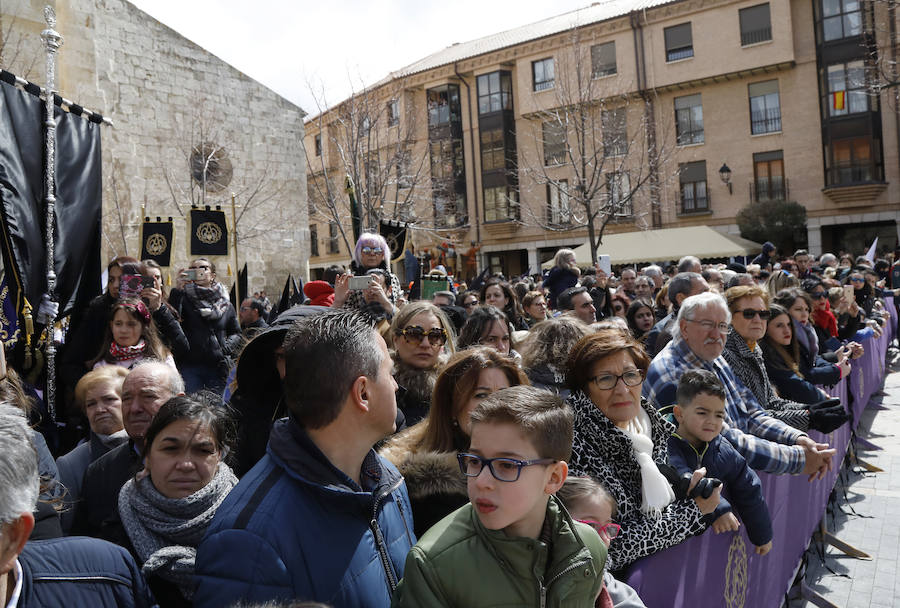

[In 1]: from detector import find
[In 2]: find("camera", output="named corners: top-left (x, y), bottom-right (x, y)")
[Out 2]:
top-left (348, 276), bottom-right (372, 291)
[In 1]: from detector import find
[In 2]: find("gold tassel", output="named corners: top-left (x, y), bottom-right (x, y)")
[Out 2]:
top-left (166, 272), bottom-right (172, 287)
top-left (22, 298), bottom-right (33, 369)
top-left (226, 264), bottom-right (233, 277)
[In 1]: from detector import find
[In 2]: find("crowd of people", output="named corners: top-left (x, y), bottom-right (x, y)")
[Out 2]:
top-left (1, 233), bottom-right (898, 607)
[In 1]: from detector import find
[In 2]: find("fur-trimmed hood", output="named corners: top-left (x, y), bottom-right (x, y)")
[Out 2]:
top-left (380, 431), bottom-right (466, 501)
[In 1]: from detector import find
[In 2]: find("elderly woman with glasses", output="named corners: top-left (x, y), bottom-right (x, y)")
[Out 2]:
top-left (333, 232), bottom-right (402, 315)
top-left (565, 329), bottom-right (719, 571)
top-left (390, 301), bottom-right (457, 425)
top-left (721, 286), bottom-right (847, 434)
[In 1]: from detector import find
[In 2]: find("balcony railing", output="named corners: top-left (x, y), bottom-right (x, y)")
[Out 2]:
top-left (826, 161), bottom-right (879, 187)
top-left (750, 108), bottom-right (781, 134)
top-left (741, 26), bottom-right (772, 46)
top-left (750, 176), bottom-right (788, 202)
top-left (667, 46), bottom-right (694, 62)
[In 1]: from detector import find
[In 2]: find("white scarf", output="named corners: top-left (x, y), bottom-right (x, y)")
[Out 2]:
top-left (621, 407), bottom-right (675, 518)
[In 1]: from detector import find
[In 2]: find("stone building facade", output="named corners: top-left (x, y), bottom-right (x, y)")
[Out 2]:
top-left (1, 0), bottom-right (308, 294)
top-left (306, 0), bottom-right (899, 282)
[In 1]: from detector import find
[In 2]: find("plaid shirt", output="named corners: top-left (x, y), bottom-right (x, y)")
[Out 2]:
top-left (643, 338), bottom-right (807, 475)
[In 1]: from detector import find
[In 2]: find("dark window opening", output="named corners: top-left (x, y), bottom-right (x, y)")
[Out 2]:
top-left (591, 42), bottom-right (617, 78)
top-left (542, 120), bottom-right (567, 165)
top-left (665, 23), bottom-right (694, 61)
top-left (477, 71), bottom-right (513, 115)
top-left (679, 161), bottom-right (708, 213)
top-left (675, 94), bottom-right (704, 145)
top-left (752, 150), bottom-right (786, 201)
top-left (749, 80), bottom-right (781, 134)
top-left (740, 3), bottom-right (772, 46)
top-left (533, 58), bottom-right (555, 91)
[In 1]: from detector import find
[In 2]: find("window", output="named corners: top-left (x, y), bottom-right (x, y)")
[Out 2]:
top-left (542, 120), bottom-right (567, 165)
top-left (396, 148), bottom-right (412, 189)
top-left (748, 80), bottom-right (781, 134)
top-left (360, 115), bottom-right (371, 137)
top-left (434, 192), bottom-right (467, 228)
top-left (327, 223), bottom-right (340, 254)
top-left (427, 85), bottom-right (461, 127)
top-left (477, 71), bottom-right (512, 115)
top-left (822, 0), bottom-right (862, 41)
top-left (387, 100), bottom-right (399, 127)
top-left (309, 225), bottom-right (319, 257)
top-left (674, 94), bottom-right (704, 145)
top-left (602, 107), bottom-right (627, 157)
top-left (829, 137), bottom-right (874, 184)
top-left (547, 180), bottom-right (571, 225)
top-left (591, 42), bottom-right (617, 78)
top-left (314, 134), bottom-right (321, 157)
top-left (430, 139), bottom-right (464, 180)
top-left (664, 23), bottom-right (693, 61)
top-left (484, 186), bottom-right (518, 222)
top-left (365, 157), bottom-right (379, 194)
top-left (826, 61), bottom-right (868, 117)
top-left (753, 150), bottom-right (785, 201)
top-left (533, 58), bottom-right (555, 92)
top-left (480, 129), bottom-right (506, 171)
top-left (740, 4), bottom-right (772, 46)
top-left (679, 161), bottom-right (708, 213)
top-left (607, 172), bottom-right (632, 216)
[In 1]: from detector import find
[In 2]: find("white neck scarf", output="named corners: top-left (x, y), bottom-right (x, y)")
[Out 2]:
top-left (621, 407), bottom-right (675, 518)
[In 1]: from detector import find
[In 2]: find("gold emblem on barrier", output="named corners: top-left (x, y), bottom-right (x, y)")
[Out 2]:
top-left (724, 535), bottom-right (748, 608)
top-left (196, 222), bottom-right (223, 245)
top-left (857, 366), bottom-right (864, 403)
top-left (145, 233), bottom-right (167, 256)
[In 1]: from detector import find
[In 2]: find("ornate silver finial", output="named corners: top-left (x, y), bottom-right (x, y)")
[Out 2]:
top-left (43, 6), bottom-right (56, 28)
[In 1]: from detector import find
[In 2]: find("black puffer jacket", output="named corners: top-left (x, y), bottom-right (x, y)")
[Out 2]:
top-left (169, 287), bottom-right (241, 371)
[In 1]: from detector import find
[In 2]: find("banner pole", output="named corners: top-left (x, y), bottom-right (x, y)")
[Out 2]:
top-left (231, 193), bottom-right (240, 305)
top-left (41, 6), bottom-right (62, 423)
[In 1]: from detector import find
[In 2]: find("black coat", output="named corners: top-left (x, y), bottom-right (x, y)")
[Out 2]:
top-left (169, 288), bottom-right (241, 369)
top-left (71, 440), bottom-right (142, 538)
top-left (60, 293), bottom-right (115, 392)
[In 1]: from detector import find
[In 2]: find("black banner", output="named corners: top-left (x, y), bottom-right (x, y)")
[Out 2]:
top-left (380, 219), bottom-right (408, 263)
top-left (228, 263), bottom-right (248, 309)
top-left (0, 73), bottom-right (102, 321)
top-left (189, 208), bottom-right (228, 256)
top-left (140, 220), bottom-right (174, 266)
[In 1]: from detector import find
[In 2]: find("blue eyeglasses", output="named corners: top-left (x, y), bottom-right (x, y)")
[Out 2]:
top-left (457, 453), bottom-right (556, 482)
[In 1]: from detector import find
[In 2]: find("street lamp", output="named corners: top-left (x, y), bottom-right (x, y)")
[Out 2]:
top-left (718, 163), bottom-right (733, 195)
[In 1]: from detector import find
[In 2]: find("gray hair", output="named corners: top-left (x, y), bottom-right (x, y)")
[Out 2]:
top-left (642, 265), bottom-right (663, 279)
top-left (635, 275), bottom-right (654, 288)
top-left (677, 256), bottom-right (701, 273)
top-left (668, 272), bottom-right (703, 308)
top-left (820, 253), bottom-right (837, 267)
top-left (128, 359), bottom-right (185, 397)
top-left (676, 292), bottom-right (731, 327)
top-left (282, 310), bottom-right (383, 428)
top-left (0, 403), bottom-right (39, 523)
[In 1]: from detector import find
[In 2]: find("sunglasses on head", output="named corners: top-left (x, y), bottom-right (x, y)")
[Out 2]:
top-left (396, 325), bottom-right (447, 346)
top-left (737, 308), bottom-right (771, 320)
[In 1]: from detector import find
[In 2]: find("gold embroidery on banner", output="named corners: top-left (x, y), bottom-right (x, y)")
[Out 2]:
top-left (145, 233), bottom-right (167, 256)
top-left (196, 222), bottom-right (223, 244)
top-left (724, 535), bottom-right (748, 608)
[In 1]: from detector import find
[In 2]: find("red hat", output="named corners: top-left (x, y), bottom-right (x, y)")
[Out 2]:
top-left (303, 280), bottom-right (335, 307)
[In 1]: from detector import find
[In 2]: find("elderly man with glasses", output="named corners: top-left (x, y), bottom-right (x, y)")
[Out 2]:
top-left (643, 292), bottom-right (835, 479)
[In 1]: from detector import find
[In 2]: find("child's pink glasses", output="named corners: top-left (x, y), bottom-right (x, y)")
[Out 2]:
top-left (576, 519), bottom-right (621, 540)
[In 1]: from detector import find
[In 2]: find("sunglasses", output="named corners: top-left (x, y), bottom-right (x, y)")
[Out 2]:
top-left (396, 325), bottom-right (447, 346)
top-left (810, 292), bottom-right (827, 299)
top-left (850, 277), bottom-right (865, 283)
top-left (361, 246), bottom-right (384, 255)
top-left (736, 308), bottom-right (771, 320)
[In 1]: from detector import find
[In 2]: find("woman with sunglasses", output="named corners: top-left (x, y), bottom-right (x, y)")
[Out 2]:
top-left (565, 329), bottom-right (718, 571)
top-left (390, 301), bottom-right (456, 425)
top-left (722, 286), bottom-right (845, 433)
top-left (380, 347), bottom-right (528, 536)
top-left (333, 232), bottom-right (401, 315)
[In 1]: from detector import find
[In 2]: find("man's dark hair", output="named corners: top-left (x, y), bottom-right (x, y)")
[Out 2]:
top-left (323, 265), bottom-right (344, 286)
top-left (793, 249), bottom-right (809, 259)
top-left (667, 272), bottom-right (702, 308)
top-left (676, 369), bottom-right (726, 405)
top-left (281, 310), bottom-right (382, 429)
top-left (245, 298), bottom-right (266, 316)
top-left (558, 285), bottom-right (588, 311)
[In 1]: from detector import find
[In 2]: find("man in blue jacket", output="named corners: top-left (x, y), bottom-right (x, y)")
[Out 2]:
top-left (194, 310), bottom-right (416, 607)
top-left (0, 404), bottom-right (156, 608)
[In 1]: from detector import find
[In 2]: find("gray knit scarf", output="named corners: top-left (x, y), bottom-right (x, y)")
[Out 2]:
top-left (117, 463), bottom-right (238, 599)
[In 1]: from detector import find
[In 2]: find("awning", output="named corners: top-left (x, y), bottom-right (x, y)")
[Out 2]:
top-left (541, 226), bottom-right (763, 268)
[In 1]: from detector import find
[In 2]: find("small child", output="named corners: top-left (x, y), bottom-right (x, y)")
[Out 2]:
top-left (558, 477), bottom-right (647, 608)
top-left (391, 386), bottom-right (607, 607)
top-left (667, 369), bottom-right (773, 555)
top-left (89, 299), bottom-right (175, 371)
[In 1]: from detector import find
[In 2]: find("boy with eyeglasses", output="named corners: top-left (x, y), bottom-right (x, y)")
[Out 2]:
top-left (667, 370), bottom-right (773, 556)
top-left (392, 386), bottom-right (607, 607)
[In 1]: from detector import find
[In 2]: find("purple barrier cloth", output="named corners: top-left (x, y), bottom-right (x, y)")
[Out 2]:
top-left (624, 333), bottom-right (888, 607)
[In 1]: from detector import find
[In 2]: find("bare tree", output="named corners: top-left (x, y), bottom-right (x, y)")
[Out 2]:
top-left (518, 29), bottom-right (677, 263)
top-left (304, 75), bottom-right (430, 254)
top-left (0, 7), bottom-right (40, 79)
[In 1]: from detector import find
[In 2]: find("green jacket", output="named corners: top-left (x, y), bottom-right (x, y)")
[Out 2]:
top-left (392, 496), bottom-right (606, 608)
